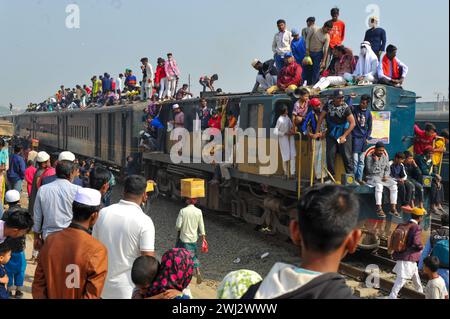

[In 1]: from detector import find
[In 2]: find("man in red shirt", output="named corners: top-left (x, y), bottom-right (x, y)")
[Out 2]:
top-left (329, 7), bottom-right (346, 50)
top-left (268, 52), bottom-right (302, 94)
top-left (414, 123), bottom-right (437, 155)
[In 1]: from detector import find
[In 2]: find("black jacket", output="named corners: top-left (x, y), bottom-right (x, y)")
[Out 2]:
top-left (241, 273), bottom-right (356, 299)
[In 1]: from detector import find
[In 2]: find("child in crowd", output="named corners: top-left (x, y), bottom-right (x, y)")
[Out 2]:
top-left (24, 160), bottom-right (37, 197)
top-left (133, 249), bottom-right (194, 299)
top-left (131, 256), bottom-right (160, 299)
top-left (423, 256), bottom-right (449, 300)
top-left (0, 242), bottom-right (12, 299)
top-left (292, 87), bottom-right (310, 132)
top-left (403, 151), bottom-right (425, 209)
top-left (2, 201), bottom-right (27, 299)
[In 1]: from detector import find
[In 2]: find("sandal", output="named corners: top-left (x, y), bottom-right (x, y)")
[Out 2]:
top-left (390, 209), bottom-right (401, 218)
top-left (376, 207), bottom-right (386, 219)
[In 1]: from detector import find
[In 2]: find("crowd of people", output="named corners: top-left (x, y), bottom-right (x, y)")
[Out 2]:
top-left (25, 53), bottom-right (198, 113)
top-left (0, 135), bottom-right (448, 300)
top-left (251, 8), bottom-right (408, 95)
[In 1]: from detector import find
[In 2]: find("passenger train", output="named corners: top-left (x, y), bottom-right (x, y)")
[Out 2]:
top-left (1, 85), bottom-right (436, 242)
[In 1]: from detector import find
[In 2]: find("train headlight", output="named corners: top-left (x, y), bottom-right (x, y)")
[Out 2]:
top-left (373, 99), bottom-right (385, 110)
top-left (374, 87), bottom-right (386, 99)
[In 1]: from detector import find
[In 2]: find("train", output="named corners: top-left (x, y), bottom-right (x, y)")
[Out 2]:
top-left (1, 84), bottom-right (436, 243)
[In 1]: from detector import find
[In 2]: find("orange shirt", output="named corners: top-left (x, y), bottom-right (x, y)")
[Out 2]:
top-left (329, 20), bottom-right (346, 48)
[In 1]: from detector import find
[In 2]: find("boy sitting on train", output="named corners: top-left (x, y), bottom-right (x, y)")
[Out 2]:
top-left (377, 45), bottom-right (409, 88)
top-left (415, 147), bottom-right (446, 214)
top-left (274, 106), bottom-right (296, 179)
top-left (267, 53), bottom-right (302, 95)
top-left (403, 151), bottom-right (425, 209)
top-left (292, 88), bottom-right (309, 133)
top-left (364, 141), bottom-right (400, 218)
top-left (303, 98), bottom-right (327, 181)
top-left (390, 152), bottom-right (414, 210)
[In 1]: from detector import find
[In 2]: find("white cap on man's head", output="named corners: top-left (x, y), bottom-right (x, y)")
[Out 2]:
top-left (74, 188), bottom-right (102, 207)
top-left (59, 151), bottom-right (76, 162)
top-left (251, 59), bottom-right (260, 67)
top-left (172, 104), bottom-right (180, 110)
top-left (36, 151), bottom-right (50, 163)
top-left (5, 190), bottom-right (20, 203)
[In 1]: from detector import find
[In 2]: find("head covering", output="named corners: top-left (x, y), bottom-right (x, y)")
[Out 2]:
top-left (369, 16), bottom-right (379, 28)
top-left (217, 270), bottom-right (263, 299)
top-left (148, 248), bottom-right (194, 296)
top-left (251, 59), bottom-right (260, 68)
top-left (74, 188), bottom-right (101, 206)
top-left (172, 104), bottom-right (180, 110)
top-left (5, 190), bottom-right (20, 203)
top-left (411, 207), bottom-right (426, 216)
top-left (36, 151), bottom-right (50, 163)
top-left (58, 151), bottom-right (76, 162)
top-left (354, 42), bottom-right (378, 77)
top-left (309, 98), bottom-right (321, 108)
top-left (291, 28), bottom-right (300, 36)
top-left (284, 52), bottom-right (293, 59)
top-left (333, 89), bottom-right (344, 98)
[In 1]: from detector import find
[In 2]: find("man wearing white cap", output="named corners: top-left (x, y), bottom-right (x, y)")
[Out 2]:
top-left (93, 175), bottom-right (155, 299)
top-left (5, 190), bottom-right (21, 209)
top-left (33, 159), bottom-right (81, 249)
top-left (28, 151), bottom-right (50, 217)
top-left (40, 151), bottom-right (76, 186)
top-left (33, 188), bottom-right (108, 299)
top-left (343, 41), bottom-right (379, 85)
top-left (251, 59), bottom-right (278, 93)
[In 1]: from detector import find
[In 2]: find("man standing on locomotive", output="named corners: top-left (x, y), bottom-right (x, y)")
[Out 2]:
top-left (274, 105), bottom-right (296, 179)
top-left (316, 90), bottom-right (355, 179)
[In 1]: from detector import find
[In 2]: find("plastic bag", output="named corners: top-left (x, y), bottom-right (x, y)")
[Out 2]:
top-left (201, 238), bottom-right (209, 253)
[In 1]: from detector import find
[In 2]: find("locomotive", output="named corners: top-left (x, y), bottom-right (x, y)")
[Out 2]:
top-left (1, 84), bottom-right (434, 242)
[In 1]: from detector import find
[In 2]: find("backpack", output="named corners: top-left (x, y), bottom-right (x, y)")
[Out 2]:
top-left (389, 223), bottom-right (413, 253)
top-left (431, 228), bottom-right (449, 269)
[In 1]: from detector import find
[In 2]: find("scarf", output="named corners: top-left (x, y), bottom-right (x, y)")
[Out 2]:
top-left (382, 55), bottom-right (400, 80)
top-left (147, 248), bottom-right (194, 296)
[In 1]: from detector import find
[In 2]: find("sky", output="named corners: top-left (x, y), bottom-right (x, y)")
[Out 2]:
top-left (0, 0), bottom-right (448, 109)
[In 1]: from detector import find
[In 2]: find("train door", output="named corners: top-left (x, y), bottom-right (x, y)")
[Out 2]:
top-left (108, 113), bottom-right (115, 161)
top-left (57, 116), bottom-right (61, 149)
top-left (64, 116), bottom-right (68, 149)
top-left (121, 112), bottom-right (127, 167)
top-left (95, 114), bottom-right (102, 158)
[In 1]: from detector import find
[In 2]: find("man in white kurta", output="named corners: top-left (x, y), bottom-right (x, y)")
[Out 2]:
top-left (274, 108), bottom-right (296, 177)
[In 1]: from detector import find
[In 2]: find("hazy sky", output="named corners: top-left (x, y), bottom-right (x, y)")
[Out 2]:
top-left (0, 0), bottom-right (448, 108)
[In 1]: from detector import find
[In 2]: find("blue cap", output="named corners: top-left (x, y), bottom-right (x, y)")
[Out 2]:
top-left (284, 52), bottom-right (293, 58)
top-left (291, 28), bottom-right (300, 36)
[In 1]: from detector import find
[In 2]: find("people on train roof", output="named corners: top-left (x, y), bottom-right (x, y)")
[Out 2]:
top-left (364, 16), bottom-right (387, 60)
top-left (377, 44), bottom-right (409, 88)
top-left (272, 19), bottom-right (293, 73)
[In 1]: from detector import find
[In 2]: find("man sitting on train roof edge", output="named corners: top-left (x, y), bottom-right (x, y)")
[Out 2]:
top-left (377, 45), bottom-right (409, 88)
top-left (267, 52), bottom-right (302, 95)
top-left (364, 141), bottom-right (400, 219)
top-left (343, 41), bottom-right (378, 85)
top-left (251, 59), bottom-right (278, 93)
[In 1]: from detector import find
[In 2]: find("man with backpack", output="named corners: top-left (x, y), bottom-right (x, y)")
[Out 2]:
top-left (388, 207), bottom-right (426, 299)
top-left (419, 213), bottom-right (449, 290)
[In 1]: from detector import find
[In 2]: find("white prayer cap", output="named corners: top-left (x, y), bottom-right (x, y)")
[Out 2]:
top-left (5, 190), bottom-right (20, 203)
top-left (58, 151), bottom-right (76, 162)
top-left (36, 151), bottom-right (50, 163)
top-left (172, 104), bottom-right (180, 110)
top-left (74, 188), bottom-right (102, 207)
top-left (251, 59), bottom-right (260, 67)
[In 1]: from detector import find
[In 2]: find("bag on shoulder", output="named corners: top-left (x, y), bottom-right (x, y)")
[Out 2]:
top-left (389, 223), bottom-right (413, 253)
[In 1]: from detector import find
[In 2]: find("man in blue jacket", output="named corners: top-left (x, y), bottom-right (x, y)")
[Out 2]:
top-left (351, 95), bottom-right (373, 184)
top-left (364, 16), bottom-right (386, 60)
top-left (7, 146), bottom-right (26, 193)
